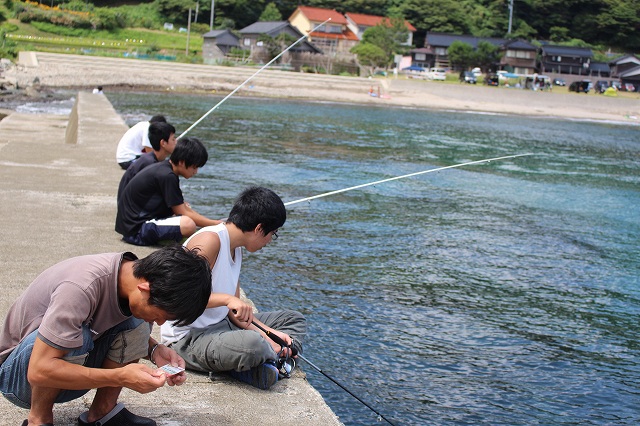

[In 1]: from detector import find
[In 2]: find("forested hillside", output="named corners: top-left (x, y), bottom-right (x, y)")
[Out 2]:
top-left (142, 0), bottom-right (640, 52)
top-left (2, 0), bottom-right (640, 52)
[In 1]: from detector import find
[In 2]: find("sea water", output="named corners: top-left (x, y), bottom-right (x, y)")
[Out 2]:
top-left (103, 92), bottom-right (639, 425)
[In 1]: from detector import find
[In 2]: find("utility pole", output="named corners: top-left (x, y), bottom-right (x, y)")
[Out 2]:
top-left (186, 7), bottom-right (192, 56)
top-left (508, 0), bottom-right (514, 34)
top-left (210, 0), bottom-right (215, 31)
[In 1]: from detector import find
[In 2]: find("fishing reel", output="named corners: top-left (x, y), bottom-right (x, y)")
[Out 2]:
top-left (276, 345), bottom-right (296, 378)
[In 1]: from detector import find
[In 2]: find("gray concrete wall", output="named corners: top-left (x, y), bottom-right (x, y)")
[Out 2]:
top-left (0, 93), bottom-right (342, 426)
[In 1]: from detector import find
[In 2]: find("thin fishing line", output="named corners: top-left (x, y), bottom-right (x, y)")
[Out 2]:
top-left (251, 320), bottom-right (398, 426)
top-left (179, 18), bottom-right (332, 139)
top-left (284, 153), bottom-right (534, 206)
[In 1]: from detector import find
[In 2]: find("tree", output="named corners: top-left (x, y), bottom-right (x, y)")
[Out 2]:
top-left (447, 40), bottom-right (475, 70)
top-left (351, 42), bottom-right (387, 75)
top-left (355, 17), bottom-right (409, 68)
top-left (259, 2), bottom-right (282, 21)
top-left (474, 41), bottom-right (501, 72)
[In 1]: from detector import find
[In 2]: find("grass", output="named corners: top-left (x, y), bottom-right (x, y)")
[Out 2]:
top-left (2, 18), bottom-right (202, 60)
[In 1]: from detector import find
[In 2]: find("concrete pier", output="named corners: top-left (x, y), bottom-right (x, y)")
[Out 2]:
top-left (0, 92), bottom-right (342, 425)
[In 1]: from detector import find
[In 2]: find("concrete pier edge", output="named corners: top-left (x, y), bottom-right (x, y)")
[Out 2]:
top-left (0, 92), bottom-right (343, 426)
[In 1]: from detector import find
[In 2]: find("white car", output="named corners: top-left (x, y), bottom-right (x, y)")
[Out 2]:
top-left (429, 68), bottom-right (446, 81)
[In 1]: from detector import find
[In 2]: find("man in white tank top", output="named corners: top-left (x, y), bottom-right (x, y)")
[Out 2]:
top-left (160, 187), bottom-right (306, 390)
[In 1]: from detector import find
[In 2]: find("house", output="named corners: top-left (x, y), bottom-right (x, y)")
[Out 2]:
top-left (344, 12), bottom-right (416, 46)
top-left (539, 45), bottom-right (593, 75)
top-left (237, 21), bottom-right (322, 69)
top-left (610, 54), bottom-right (640, 86)
top-left (412, 32), bottom-right (537, 74)
top-left (202, 29), bottom-right (239, 64)
top-left (500, 39), bottom-right (537, 75)
top-left (288, 6), bottom-right (359, 56)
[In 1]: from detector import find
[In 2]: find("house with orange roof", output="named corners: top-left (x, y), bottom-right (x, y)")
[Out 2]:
top-left (345, 13), bottom-right (416, 46)
top-left (288, 6), bottom-right (359, 56)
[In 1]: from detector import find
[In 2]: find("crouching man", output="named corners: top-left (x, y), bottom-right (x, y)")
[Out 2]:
top-left (0, 245), bottom-right (211, 426)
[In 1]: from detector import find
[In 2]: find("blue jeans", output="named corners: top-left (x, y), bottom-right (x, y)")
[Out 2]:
top-left (0, 317), bottom-right (144, 408)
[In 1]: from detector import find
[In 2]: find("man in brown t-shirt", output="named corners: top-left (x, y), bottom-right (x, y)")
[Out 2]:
top-left (0, 245), bottom-right (211, 426)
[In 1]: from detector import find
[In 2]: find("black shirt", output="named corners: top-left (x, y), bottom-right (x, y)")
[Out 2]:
top-left (116, 152), bottom-right (159, 201)
top-left (115, 161), bottom-right (184, 237)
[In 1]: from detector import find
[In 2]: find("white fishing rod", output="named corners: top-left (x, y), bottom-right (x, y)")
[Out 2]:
top-left (284, 153), bottom-right (534, 207)
top-left (179, 19), bottom-right (332, 139)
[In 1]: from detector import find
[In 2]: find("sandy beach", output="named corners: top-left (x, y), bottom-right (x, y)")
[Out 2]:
top-left (4, 52), bottom-right (640, 125)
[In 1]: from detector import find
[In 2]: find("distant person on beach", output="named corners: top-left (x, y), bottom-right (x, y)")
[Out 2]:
top-left (116, 136), bottom-right (222, 246)
top-left (92, 86), bottom-right (104, 94)
top-left (161, 186), bottom-right (306, 390)
top-left (116, 115), bottom-right (166, 170)
top-left (117, 121), bottom-right (177, 201)
top-left (0, 245), bottom-right (212, 426)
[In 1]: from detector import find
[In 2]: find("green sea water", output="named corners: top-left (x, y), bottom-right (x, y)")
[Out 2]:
top-left (107, 91), bottom-right (640, 426)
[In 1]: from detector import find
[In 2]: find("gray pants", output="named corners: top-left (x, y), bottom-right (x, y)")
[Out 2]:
top-left (171, 310), bottom-right (306, 373)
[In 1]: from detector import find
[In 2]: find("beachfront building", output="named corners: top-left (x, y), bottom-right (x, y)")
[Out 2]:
top-left (288, 6), bottom-right (359, 57)
top-left (500, 39), bottom-right (538, 75)
top-left (344, 12), bottom-right (416, 46)
top-left (610, 54), bottom-right (640, 87)
top-left (202, 29), bottom-right (240, 64)
top-left (539, 45), bottom-right (594, 75)
top-left (237, 21), bottom-right (322, 69)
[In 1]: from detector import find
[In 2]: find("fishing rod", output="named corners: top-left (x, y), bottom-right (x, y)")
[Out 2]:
top-left (283, 153), bottom-right (534, 206)
top-left (251, 320), bottom-right (398, 426)
top-left (179, 18), bottom-right (332, 139)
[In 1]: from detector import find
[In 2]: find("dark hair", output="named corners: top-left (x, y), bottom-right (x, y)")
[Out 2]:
top-left (148, 122), bottom-right (176, 151)
top-left (227, 186), bottom-right (286, 235)
top-left (133, 245), bottom-right (211, 327)
top-left (149, 115), bottom-right (167, 124)
top-left (170, 136), bottom-right (208, 169)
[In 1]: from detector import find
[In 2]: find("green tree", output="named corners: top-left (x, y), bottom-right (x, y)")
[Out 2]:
top-left (399, 0), bottom-right (469, 46)
top-left (350, 42), bottom-right (387, 75)
top-left (360, 17), bottom-right (409, 63)
top-left (474, 40), bottom-right (500, 72)
top-left (447, 40), bottom-right (475, 70)
top-left (259, 2), bottom-right (282, 21)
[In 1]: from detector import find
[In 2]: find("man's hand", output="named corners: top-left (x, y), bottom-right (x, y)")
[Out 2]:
top-left (228, 298), bottom-right (254, 324)
top-left (151, 344), bottom-right (187, 386)
top-left (121, 363), bottom-right (168, 393)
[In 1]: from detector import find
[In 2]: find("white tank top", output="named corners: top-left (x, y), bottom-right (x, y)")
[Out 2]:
top-left (160, 223), bottom-right (242, 345)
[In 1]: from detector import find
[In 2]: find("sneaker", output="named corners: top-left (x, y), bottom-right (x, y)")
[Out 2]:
top-left (229, 361), bottom-right (279, 390)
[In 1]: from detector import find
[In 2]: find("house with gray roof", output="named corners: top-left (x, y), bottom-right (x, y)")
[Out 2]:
top-left (539, 45), bottom-right (593, 75)
top-left (610, 54), bottom-right (640, 85)
top-left (410, 32), bottom-right (537, 74)
top-left (202, 29), bottom-right (240, 64)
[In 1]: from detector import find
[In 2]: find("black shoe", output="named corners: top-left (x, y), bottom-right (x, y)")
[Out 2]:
top-left (77, 403), bottom-right (156, 426)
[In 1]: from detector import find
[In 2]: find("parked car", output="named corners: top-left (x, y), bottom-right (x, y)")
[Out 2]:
top-left (402, 65), bottom-right (428, 79)
top-left (611, 81), bottom-right (622, 91)
top-left (484, 74), bottom-right (500, 86)
top-left (622, 82), bottom-right (635, 92)
top-left (553, 78), bottom-right (566, 86)
top-left (569, 80), bottom-right (591, 93)
top-left (429, 68), bottom-right (446, 81)
top-left (459, 71), bottom-right (477, 84)
top-left (471, 67), bottom-right (482, 77)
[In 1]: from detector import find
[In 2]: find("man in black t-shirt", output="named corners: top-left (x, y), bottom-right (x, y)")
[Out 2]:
top-left (117, 121), bottom-right (177, 201)
top-left (115, 137), bottom-right (222, 246)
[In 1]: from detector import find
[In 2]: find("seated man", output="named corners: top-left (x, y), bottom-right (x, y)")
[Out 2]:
top-left (0, 245), bottom-right (212, 426)
top-left (161, 186), bottom-right (306, 390)
top-left (116, 115), bottom-right (166, 170)
top-left (115, 136), bottom-right (222, 246)
top-left (117, 121), bottom-right (177, 201)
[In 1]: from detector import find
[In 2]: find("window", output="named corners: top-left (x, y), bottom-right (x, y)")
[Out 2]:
top-left (435, 47), bottom-right (446, 56)
top-left (243, 38), bottom-right (251, 46)
top-left (415, 53), bottom-right (426, 61)
top-left (257, 41), bottom-right (263, 47)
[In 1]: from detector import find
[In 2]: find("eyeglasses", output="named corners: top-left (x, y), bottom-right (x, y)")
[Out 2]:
top-left (272, 230), bottom-right (279, 241)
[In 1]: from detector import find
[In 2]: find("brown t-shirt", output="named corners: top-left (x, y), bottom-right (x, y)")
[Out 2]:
top-left (0, 252), bottom-right (136, 364)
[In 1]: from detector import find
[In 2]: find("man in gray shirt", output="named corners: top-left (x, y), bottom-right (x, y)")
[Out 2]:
top-left (0, 246), bottom-right (211, 426)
